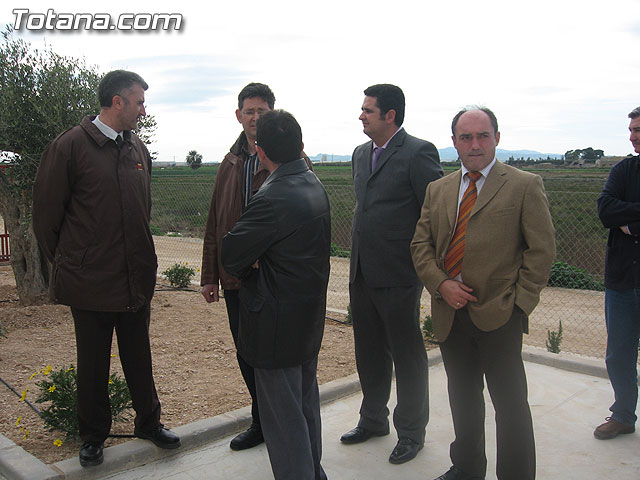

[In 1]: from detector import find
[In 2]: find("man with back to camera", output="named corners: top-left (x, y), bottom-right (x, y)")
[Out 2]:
top-left (340, 83), bottom-right (443, 465)
top-left (594, 106), bottom-right (640, 441)
top-left (221, 109), bottom-right (331, 479)
top-left (32, 70), bottom-right (180, 467)
top-left (411, 107), bottom-right (555, 480)
top-left (200, 82), bottom-right (313, 450)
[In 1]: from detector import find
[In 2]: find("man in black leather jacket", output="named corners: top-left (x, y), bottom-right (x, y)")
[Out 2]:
top-left (222, 109), bottom-right (331, 480)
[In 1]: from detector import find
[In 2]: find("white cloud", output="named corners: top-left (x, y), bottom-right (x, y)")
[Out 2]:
top-left (2, 0), bottom-right (640, 160)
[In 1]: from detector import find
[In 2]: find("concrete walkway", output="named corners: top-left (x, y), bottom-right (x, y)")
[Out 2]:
top-left (2, 348), bottom-right (640, 480)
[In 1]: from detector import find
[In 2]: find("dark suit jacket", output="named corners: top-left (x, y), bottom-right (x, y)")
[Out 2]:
top-left (410, 161), bottom-right (556, 342)
top-left (350, 129), bottom-right (442, 287)
top-left (221, 158), bottom-right (331, 369)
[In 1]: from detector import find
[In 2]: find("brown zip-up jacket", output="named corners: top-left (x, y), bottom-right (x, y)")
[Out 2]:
top-left (33, 116), bottom-right (157, 312)
top-left (200, 131), bottom-right (313, 291)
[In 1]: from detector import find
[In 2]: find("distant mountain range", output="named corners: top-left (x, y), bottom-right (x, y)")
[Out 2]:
top-left (310, 149), bottom-right (563, 163)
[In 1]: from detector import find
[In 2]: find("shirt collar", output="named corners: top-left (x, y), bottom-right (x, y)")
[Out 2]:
top-left (461, 157), bottom-right (497, 179)
top-left (92, 115), bottom-right (123, 141)
top-left (374, 126), bottom-right (404, 149)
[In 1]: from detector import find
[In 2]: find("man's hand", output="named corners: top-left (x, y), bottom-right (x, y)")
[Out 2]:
top-left (201, 283), bottom-right (219, 303)
top-left (620, 225), bottom-right (631, 235)
top-left (438, 279), bottom-right (478, 310)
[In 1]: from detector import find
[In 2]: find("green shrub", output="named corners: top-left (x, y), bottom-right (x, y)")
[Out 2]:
top-left (163, 262), bottom-right (196, 288)
top-left (346, 304), bottom-right (353, 325)
top-left (149, 224), bottom-right (164, 236)
top-left (547, 261), bottom-right (604, 291)
top-left (34, 365), bottom-right (132, 439)
top-left (422, 314), bottom-right (436, 343)
top-left (330, 242), bottom-right (351, 258)
top-left (546, 321), bottom-right (563, 354)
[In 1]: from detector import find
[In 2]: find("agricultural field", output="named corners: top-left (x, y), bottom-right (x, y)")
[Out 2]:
top-left (150, 163), bottom-right (612, 280)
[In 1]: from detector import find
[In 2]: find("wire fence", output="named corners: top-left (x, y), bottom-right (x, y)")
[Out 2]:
top-left (151, 174), bottom-right (610, 360)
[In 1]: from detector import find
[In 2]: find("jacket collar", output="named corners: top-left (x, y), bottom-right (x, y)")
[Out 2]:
top-left (368, 128), bottom-right (408, 178)
top-left (471, 160), bottom-right (508, 216)
top-left (80, 115), bottom-right (134, 148)
top-left (229, 131), bottom-right (249, 157)
top-left (262, 158), bottom-right (309, 187)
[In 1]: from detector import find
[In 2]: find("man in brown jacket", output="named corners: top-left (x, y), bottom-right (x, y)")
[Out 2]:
top-left (33, 70), bottom-right (180, 468)
top-left (201, 83), bottom-right (313, 450)
top-left (411, 107), bottom-right (555, 480)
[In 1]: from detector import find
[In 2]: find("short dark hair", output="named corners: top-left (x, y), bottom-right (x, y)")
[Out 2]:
top-left (238, 83), bottom-right (275, 110)
top-left (451, 106), bottom-right (499, 136)
top-left (363, 84), bottom-right (405, 127)
top-left (98, 70), bottom-right (148, 108)
top-left (629, 107), bottom-right (640, 119)
top-left (256, 110), bottom-right (302, 164)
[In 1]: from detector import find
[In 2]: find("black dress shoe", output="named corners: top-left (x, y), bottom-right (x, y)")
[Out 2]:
top-left (340, 425), bottom-right (390, 444)
top-left (79, 441), bottom-right (104, 467)
top-left (388, 437), bottom-right (423, 464)
top-left (134, 424), bottom-right (181, 449)
top-left (434, 465), bottom-right (485, 480)
top-left (230, 423), bottom-right (264, 451)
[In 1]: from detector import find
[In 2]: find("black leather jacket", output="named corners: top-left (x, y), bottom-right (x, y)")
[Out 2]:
top-left (221, 158), bottom-right (331, 368)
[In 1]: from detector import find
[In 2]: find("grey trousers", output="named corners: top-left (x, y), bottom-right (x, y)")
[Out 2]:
top-left (255, 356), bottom-right (327, 480)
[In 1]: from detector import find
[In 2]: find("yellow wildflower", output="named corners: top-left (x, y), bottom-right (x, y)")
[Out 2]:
top-left (65, 366), bottom-right (74, 372)
top-left (15, 417), bottom-right (21, 427)
top-left (48, 385), bottom-right (56, 393)
top-left (22, 430), bottom-right (29, 439)
top-left (53, 439), bottom-right (63, 447)
top-left (43, 365), bottom-right (52, 375)
top-left (20, 388), bottom-right (29, 402)
top-left (29, 371), bottom-right (38, 380)
top-left (108, 378), bottom-right (113, 385)
top-left (110, 354), bottom-right (116, 358)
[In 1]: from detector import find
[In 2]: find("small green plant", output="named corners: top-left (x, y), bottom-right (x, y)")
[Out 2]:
top-left (546, 320), bottom-right (563, 354)
top-left (33, 365), bottom-right (132, 439)
top-left (149, 224), bottom-right (165, 236)
top-left (422, 314), bottom-right (435, 342)
top-left (346, 304), bottom-right (353, 325)
top-left (163, 262), bottom-right (196, 288)
top-left (547, 261), bottom-right (604, 291)
top-left (329, 242), bottom-right (351, 258)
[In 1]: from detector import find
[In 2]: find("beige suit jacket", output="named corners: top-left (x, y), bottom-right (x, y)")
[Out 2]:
top-left (410, 161), bottom-right (556, 342)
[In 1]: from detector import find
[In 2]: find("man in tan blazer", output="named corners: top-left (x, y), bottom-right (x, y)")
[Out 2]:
top-left (411, 107), bottom-right (555, 480)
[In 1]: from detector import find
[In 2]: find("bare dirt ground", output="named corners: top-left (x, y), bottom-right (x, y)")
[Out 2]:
top-left (0, 258), bottom-right (610, 466)
top-left (0, 265), bottom-right (357, 465)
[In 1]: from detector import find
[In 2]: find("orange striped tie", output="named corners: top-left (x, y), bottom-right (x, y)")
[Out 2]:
top-left (444, 171), bottom-right (482, 278)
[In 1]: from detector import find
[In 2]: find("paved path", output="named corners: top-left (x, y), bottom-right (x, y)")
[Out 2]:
top-left (3, 348), bottom-right (639, 480)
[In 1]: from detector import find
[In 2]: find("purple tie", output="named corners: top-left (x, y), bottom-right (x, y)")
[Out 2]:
top-left (372, 146), bottom-right (385, 171)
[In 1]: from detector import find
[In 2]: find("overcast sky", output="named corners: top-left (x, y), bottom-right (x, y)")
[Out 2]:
top-left (3, 0), bottom-right (640, 162)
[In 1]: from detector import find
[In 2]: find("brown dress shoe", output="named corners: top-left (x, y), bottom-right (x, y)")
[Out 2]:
top-left (594, 417), bottom-right (635, 440)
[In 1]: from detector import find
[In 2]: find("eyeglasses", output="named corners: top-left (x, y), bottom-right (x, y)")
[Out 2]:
top-left (241, 109), bottom-right (268, 117)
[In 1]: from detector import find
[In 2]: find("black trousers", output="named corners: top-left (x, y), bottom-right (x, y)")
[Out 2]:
top-left (349, 268), bottom-right (429, 444)
top-left (440, 307), bottom-right (535, 480)
top-left (224, 289), bottom-right (260, 426)
top-left (72, 304), bottom-right (161, 443)
top-left (255, 356), bottom-right (326, 480)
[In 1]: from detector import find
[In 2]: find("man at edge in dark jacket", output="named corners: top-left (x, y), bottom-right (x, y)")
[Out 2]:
top-left (222, 110), bottom-right (331, 480)
top-left (595, 106), bottom-right (640, 440)
top-left (32, 70), bottom-right (180, 468)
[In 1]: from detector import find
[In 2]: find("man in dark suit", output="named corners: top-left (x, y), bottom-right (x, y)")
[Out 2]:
top-left (221, 110), bottom-right (331, 479)
top-left (340, 84), bottom-right (442, 464)
top-left (411, 107), bottom-right (555, 480)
